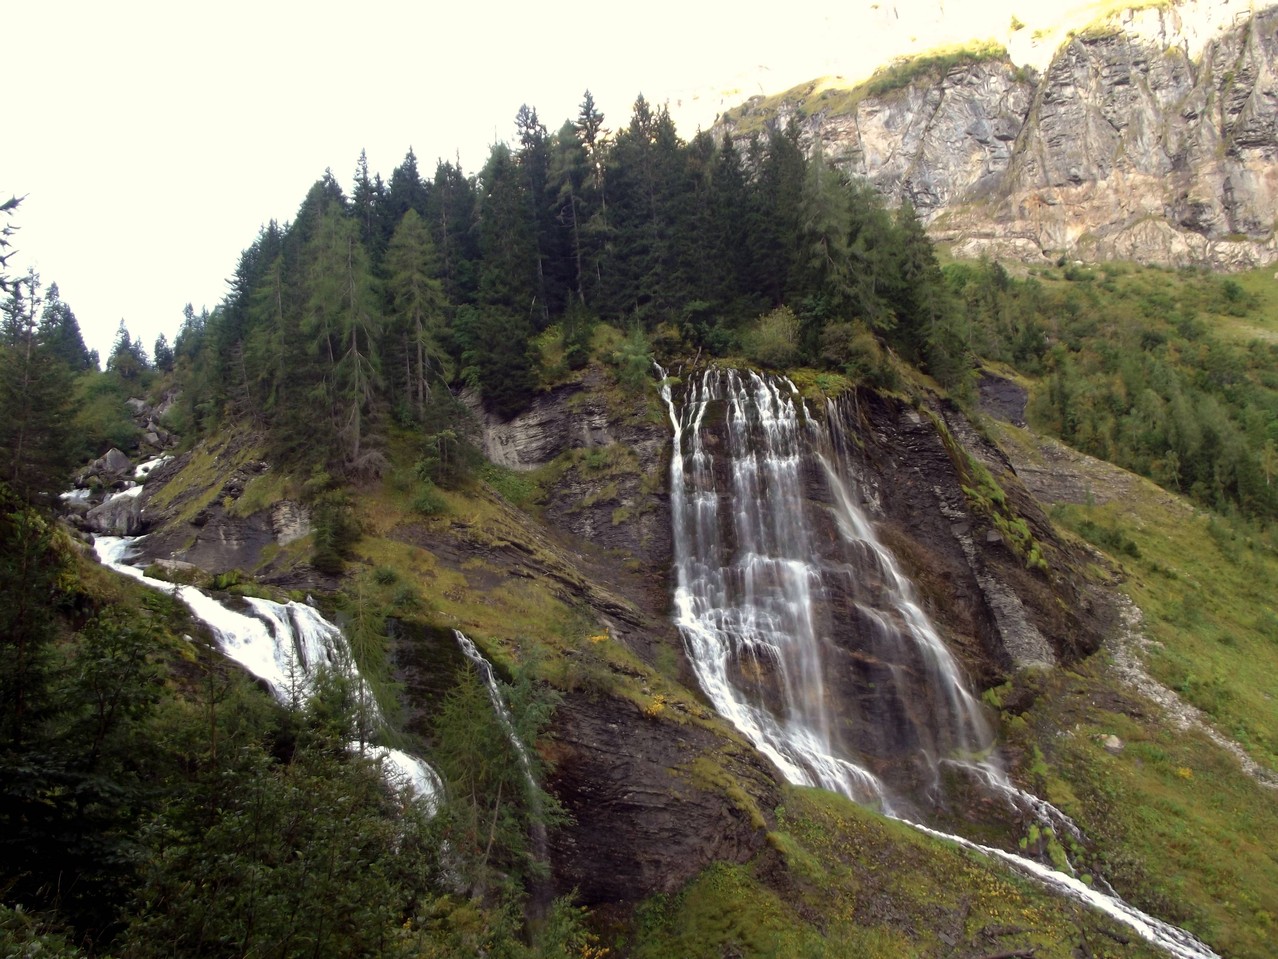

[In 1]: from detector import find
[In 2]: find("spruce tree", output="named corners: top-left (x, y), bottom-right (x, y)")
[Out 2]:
top-left (385, 209), bottom-right (449, 420)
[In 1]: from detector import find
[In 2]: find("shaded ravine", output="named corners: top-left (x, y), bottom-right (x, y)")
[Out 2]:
top-left (94, 535), bottom-right (442, 805)
top-left (454, 630), bottom-right (551, 911)
top-left (454, 631), bottom-right (549, 860)
top-left (658, 367), bottom-right (1219, 959)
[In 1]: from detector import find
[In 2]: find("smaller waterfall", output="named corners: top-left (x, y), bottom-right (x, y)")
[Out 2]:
top-left (94, 535), bottom-right (443, 806)
top-left (453, 630), bottom-right (549, 869)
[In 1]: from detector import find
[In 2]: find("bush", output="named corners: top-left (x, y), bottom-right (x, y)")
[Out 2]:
top-left (413, 480), bottom-right (448, 516)
top-left (743, 306), bottom-right (802, 369)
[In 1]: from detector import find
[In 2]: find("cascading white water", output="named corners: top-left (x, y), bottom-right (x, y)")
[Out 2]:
top-left (660, 367), bottom-right (1219, 959)
top-left (664, 368), bottom-right (891, 807)
top-left (454, 630), bottom-right (548, 868)
top-left (93, 535), bottom-right (442, 807)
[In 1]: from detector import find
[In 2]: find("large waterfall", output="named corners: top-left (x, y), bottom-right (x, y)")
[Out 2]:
top-left (660, 367), bottom-right (1218, 959)
top-left (663, 367), bottom-right (993, 814)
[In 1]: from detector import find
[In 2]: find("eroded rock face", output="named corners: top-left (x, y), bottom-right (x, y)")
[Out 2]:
top-left (546, 691), bottom-right (779, 905)
top-left (842, 390), bottom-right (1110, 674)
top-left (465, 371), bottom-right (619, 471)
top-left (720, 4), bottom-right (1278, 269)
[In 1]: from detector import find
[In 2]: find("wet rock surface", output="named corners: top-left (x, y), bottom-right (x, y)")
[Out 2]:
top-left (545, 691), bottom-right (779, 904)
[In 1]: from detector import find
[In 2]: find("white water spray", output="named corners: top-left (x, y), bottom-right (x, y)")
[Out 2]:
top-left (658, 367), bottom-right (1219, 959)
top-left (94, 535), bottom-right (442, 807)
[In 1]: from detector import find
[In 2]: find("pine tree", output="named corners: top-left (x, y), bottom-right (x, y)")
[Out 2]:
top-left (0, 273), bottom-right (76, 504)
top-left (475, 143), bottom-right (538, 313)
top-left (0, 195), bottom-right (21, 296)
top-left (299, 208), bottom-right (385, 472)
top-left (384, 209), bottom-right (449, 420)
top-left (549, 120), bottom-right (590, 307)
top-left (350, 148), bottom-right (387, 258)
top-left (515, 105), bottom-right (554, 326)
top-left (428, 159), bottom-right (479, 304)
top-left (38, 283), bottom-right (93, 371)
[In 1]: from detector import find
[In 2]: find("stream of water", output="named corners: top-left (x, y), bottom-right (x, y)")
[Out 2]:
top-left (658, 366), bottom-right (1219, 959)
top-left (453, 630), bottom-right (549, 863)
top-left (93, 535), bottom-right (443, 805)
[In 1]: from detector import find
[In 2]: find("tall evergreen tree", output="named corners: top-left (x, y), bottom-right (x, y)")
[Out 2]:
top-left (0, 195), bottom-right (21, 296)
top-left (475, 142), bottom-right (539, 314)
top-left (0, 274), bottom-right (76, 503)
top-left (428, 159), bottom-right (479, 304)
top-left (351, 148), bottom-right (388, 260)
top-left (549, 120), bottom-right (590, 307)
top-left (106, 319), bottom-right (149, 381)
top-left (303, 209), bottom-right (384, 473)
top-left (383, 148), bottom-right (431, 230)
top-left (515, 105), bottom-right (555, 326)
top-left (38, 283), bottom-right (92, 371)
top-left (751, 118), bottom-right (806, 307)
top-left (384, 209), bottom-right (450, 420)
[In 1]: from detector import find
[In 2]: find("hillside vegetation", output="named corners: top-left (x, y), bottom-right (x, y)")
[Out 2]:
top-left (2, 88), bottom-right (1277, 959)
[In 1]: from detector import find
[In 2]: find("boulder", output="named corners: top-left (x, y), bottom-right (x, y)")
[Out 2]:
top-left (85, 487), bottom-right (146, 535)
top-left (83, 447), bottom-right (132, 480)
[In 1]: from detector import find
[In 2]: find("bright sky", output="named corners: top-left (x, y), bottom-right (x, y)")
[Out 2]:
top-left (7, 0), bottom-right (1038, 363)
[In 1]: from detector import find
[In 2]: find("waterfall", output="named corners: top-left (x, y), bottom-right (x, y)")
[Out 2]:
top-left (453, 630), bottom-right (549, 870)
top-left (93, 535), bottom-right (443, 807)
top-left (660, 367), bottom-right (1219, 959)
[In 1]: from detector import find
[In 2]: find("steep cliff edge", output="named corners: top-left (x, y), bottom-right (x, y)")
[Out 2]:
top-left (718, 1), bottom-right (1278, 270)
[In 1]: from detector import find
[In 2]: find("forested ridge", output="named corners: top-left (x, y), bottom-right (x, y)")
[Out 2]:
top-left (4, 86), bottom-right (1278, 959)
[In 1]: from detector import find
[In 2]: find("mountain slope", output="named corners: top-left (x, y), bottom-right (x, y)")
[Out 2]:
top-left (718, 1), bottom-right (1278, 269)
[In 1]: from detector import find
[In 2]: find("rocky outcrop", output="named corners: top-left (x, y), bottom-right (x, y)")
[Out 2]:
top-left (719, 2), bottom-right (1278, 270)
top-left (834, 389), bottom-right (1111, 677)
top-left (546, 692), bottom-right (779, 904)
top-left (84, 487), bottom-right (148, 536)
top-left (465, 370), bottom-right (620, 471)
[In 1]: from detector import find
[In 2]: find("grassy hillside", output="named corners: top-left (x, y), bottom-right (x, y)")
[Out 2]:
top-left (990, 421), bottom-right (1278, 957)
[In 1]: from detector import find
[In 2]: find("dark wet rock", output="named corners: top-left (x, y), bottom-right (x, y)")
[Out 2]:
top-left (546, 690), bottom-right (779, 905)
top-left (978, 372), bottom-right (1029, 427)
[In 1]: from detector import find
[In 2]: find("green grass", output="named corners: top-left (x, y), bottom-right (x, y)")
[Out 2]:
top-left (628, 787), bottom-right (1165, 959)
top-left (1051, 497), bottom-right (1278, 771)
top-left (986, 419), bottom-right (1278, 956)
top-left (1002, 661), bottom-right (1278, 958)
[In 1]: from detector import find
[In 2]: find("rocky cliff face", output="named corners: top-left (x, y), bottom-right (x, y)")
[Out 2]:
top-left (720, 1), bottom-right (1278, 270)
top-left (109, 365), bottom-right (1121, 906)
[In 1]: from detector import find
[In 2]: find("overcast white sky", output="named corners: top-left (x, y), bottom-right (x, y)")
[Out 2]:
top-left (8, 0), bottom-right (1033, 363)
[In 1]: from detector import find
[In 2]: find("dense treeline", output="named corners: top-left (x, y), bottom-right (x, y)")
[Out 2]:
top-left (168, 92), bottom-right (960, 477)
top-left (0, 266), bottom-right (161, 506)
top-left (947, 259), bottom-right (1278, 520)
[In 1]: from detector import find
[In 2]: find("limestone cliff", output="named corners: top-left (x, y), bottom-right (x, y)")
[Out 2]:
top-left (718, 0), bottom-right (1278, 270)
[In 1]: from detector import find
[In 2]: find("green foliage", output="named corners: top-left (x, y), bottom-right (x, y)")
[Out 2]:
top-left (306, 470), bottom-right (360, 574)
top-left (122, 687), bottom-right (438, 959)
top-left (412, 479), bottom-right (449, 516)
top-left (742, 306), bottom-right (802, 369)
top-left (0, 905), bottom-right (92, 958)
top-left (870, 42), bottom-right (1008, 93)
top-left (610, 323), bottom-right (652, 392)
top-left (960, 260), bottom-right (1278, 521)
top-left (431, 656), bottom-right (563, 897)
top-left (455, 306), bottom-right (536, 420)
top-left (72, 370), bottom-right (138, 457)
